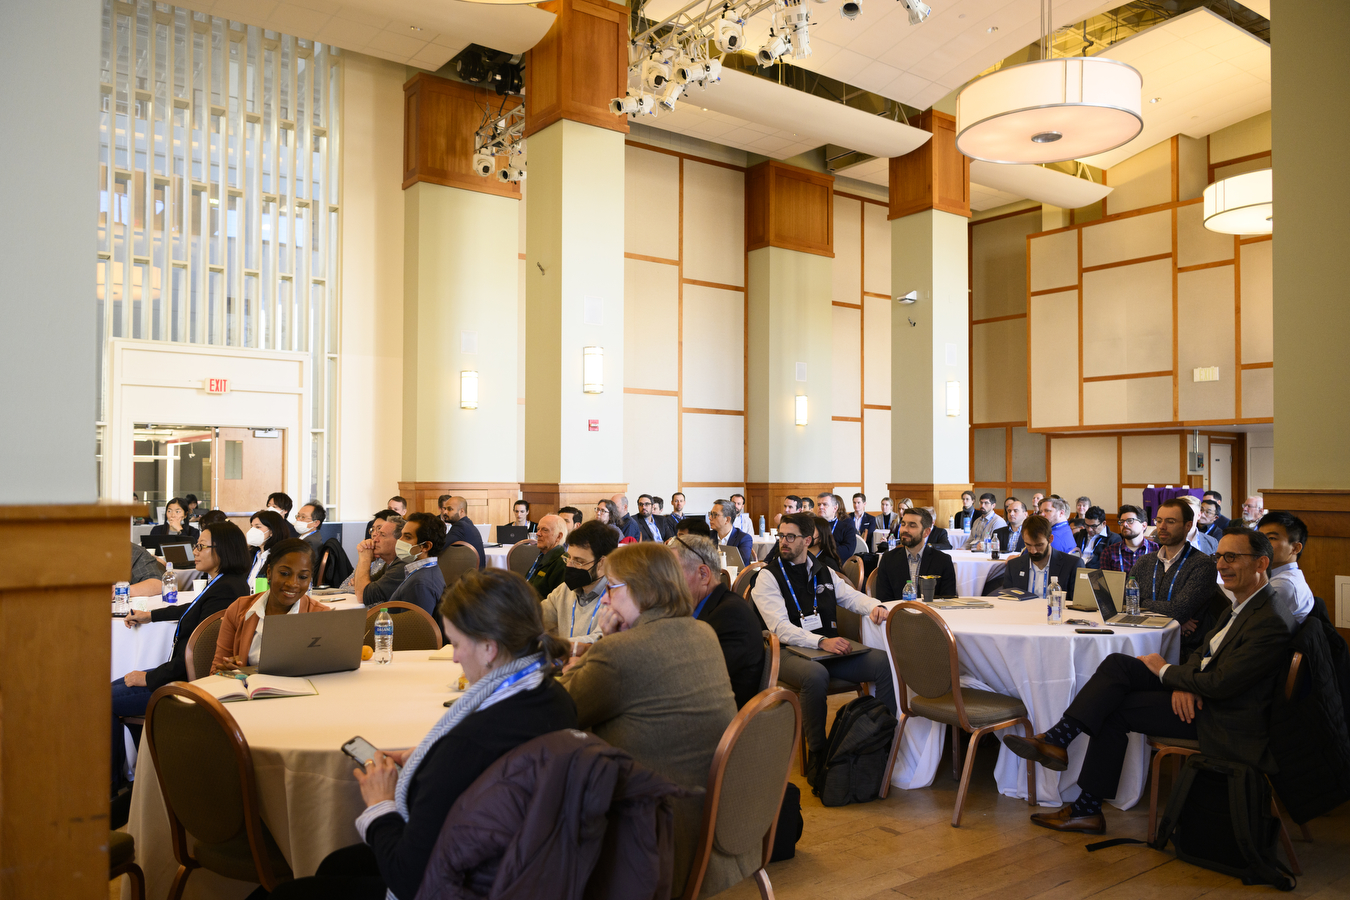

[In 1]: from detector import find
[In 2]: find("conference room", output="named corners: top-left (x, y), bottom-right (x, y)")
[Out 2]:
top-left (5, 0), bottom-right (1349, 898)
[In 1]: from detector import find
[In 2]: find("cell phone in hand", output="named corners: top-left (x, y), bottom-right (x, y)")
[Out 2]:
top-left (342, 736), bottom-right (400, 772)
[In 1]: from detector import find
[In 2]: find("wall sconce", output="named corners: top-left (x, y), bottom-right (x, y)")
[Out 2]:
top-left (795, 395), bottom-right (808, 426)
top-left (945, 380), bottom-right (960, 417)
top-left (583, 347), bottom-right (604, 394)
top-left (460, 371), bottom-right (479, 409)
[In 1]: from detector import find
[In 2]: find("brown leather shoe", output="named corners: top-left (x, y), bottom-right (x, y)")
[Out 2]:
top-left (1030, 804), bottom-right (1105, 834)
top-left (1003, 733), bottom-right (1070, 771)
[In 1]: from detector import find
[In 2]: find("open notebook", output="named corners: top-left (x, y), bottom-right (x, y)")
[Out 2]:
top-left (195, 673), bottom-right (317, 702)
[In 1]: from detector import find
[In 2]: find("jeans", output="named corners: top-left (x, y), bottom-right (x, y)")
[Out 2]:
top-left (112, 677), bottom-right (154, 788)
top-left (776, 647), bottom-right (896, 756)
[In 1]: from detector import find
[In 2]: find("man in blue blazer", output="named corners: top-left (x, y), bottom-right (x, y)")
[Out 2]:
top-left (709, 498), bottom-right (753, 567)
top-left (849, 493), bottom-right (879, 550)
top-left (994, 515), bottom-right (1079, 604)
top-left (817, 492), bottom-right (859, 557)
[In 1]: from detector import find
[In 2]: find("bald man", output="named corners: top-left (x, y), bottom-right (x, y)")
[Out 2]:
top-left (526, 514), bottom-right (570, 597)
top-left (609, 492), bottom-right (642, 540)
top-left (440, 494), bottom-right (485, 567)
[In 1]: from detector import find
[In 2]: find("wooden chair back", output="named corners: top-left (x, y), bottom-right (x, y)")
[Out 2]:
top-left (719, 569), bottom-right (731, 590)
top-left (759, 631), bottom-right (780, 692)
top-left (842, 556), bottom-right (863, 591)
top-left (363, 601), bottom-right (443, 650)
top-left (183, 610), bottom-right (228, 681)
top-left (505, 540), bottom-right (540, 577)
top-left (438, 545), bottom-right (480, 587)
top-left (865, 568), bottom-right (877, 598)
top-left (731, 562), bottom-right (766, 598)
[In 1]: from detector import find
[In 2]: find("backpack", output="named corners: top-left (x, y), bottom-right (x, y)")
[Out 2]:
top-left (769, 782), bottom-right (803, 862)
top-left (810, 696), bottom-right (897, 807)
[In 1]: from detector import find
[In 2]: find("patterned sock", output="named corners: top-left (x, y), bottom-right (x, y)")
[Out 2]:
top-left (1043, 717), bottom-right (1083, 748)
top-left (1071, 790), bottom-right (1103, 818)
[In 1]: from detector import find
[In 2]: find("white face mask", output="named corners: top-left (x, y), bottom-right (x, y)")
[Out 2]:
top-left (395, 540), bottom-right (420, 562)
top-left (246, 526), bottom-right (267, 547)
top-left (297, 519), bottom-right (316, 533)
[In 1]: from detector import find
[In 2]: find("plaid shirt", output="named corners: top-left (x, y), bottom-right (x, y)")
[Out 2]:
top-left (1099, 538), bottom-right (1158, 573)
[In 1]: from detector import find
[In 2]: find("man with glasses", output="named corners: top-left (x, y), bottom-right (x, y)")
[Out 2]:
top-left (751, 512), bottom-right (895, 784)
top-left (1129, 499), bottom-right (1222, 652)
top-left (1075, 505), bottom-right (1121, 569)
top-left (1198, 498), bottom-right (1226, 540)
top-left (875, 507), bottom-right (956, 600)
top-left (540, 520), bottom-right (620, 645)
top-left (609, 493), bottom-right (643, 541)
top-left (1099, 506), bottom-right (1157, 573)
top-left (526, 514), bottom-right (571, 599)
top-left (1242, 495), bottom-right (1265, 526)
top-left (352, 516), bottom-right (407, 606)
top-left (1004, 527), bottom-right (1294, 835)
top-left (671, 533), bottom-right (764, 708)
top-left (708, 499), bottom-right (753, 567)
top-left (295, 501), bottom-right (326, 555)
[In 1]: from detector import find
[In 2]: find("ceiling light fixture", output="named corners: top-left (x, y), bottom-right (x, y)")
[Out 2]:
top-left (1203, 168), bottom-right (1272, 235)
top-left (955, 0), bottom-right (1142, 164)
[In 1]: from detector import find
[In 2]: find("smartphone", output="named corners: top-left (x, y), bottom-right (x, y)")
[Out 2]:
top-left (342, 736), bottom-right (400, 772)
top-left (1075, 628), bottom-right (1114, 634)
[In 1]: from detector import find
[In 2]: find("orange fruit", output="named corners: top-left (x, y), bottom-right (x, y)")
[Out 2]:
top-left (361, 645), bottom-right (374, 661)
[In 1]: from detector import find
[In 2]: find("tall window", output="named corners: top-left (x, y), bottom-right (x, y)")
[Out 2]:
top-left (96, 0), bottom-right (341, 506)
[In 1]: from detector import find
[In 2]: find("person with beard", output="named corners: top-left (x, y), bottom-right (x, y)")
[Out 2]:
top-left (1241, 495), bottom-right (1265, 526)
top-left (1099, 505), bottom-right (1157, 573)
top-left (999, 515), bottom-right (1080, 604)
top-left (875, 507), bottom-right (957, 599)
top-left (539, 520), bottom-right (620, 645)
top-left (963, 492), bottom-right (1008, 549)
top-left (1128, 498), bottom-right (1222, 652)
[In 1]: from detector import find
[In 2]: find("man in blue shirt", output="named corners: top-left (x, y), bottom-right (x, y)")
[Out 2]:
top-left (388, 512), bottom-right (447, 618)
top-left (1258, 511), bottom-right (1314, 623)
top-left (609, 492), bottom-right (643, 541)
top-left (1038, 496), bottom-right (1078, 554)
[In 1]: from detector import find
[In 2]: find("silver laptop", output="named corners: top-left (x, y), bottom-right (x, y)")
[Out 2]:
top-left (1072, 568), bottom-right (1123, 611)
top-left (255, 607), bottom-right (367, 676)
top-left (1087, 569), bottom-right (1172, 629)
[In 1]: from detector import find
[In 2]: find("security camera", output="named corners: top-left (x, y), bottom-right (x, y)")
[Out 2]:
top-left (497, 165), bottom-right (526, 183)
top-left (840, 0), bottom-right (861, 18)
top-left (900, 0), bottom-right (931, 25)
top-left (471, 153), bottom-right (495, 177)
top-left (897, 290), bottom-right (918, 304)
top-left (715, 16), bottom-right (744, 53)
top-left (756, 34), bottom-right (790, 65)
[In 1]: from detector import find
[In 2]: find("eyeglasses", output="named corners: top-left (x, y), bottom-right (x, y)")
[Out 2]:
top-left (193, 543), bottom-right (214, 552)
top-left (1118, 518), bottom-right (1141, 526)
top-left (1212, 551), bottom-right (1259, 564)
top-left (778, 532), bottom-right (805, 542)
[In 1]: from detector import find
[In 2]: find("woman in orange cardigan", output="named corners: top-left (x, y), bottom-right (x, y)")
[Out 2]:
top-left (212, 538), bottom-right (331, 672)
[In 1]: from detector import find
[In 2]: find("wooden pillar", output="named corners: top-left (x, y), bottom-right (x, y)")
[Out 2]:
top-left (403, 74), bottom-right (523, 198)
top-left (888, 109), bottom-right (971, 220)
top-left (523, 0), bottom-right (629, 140)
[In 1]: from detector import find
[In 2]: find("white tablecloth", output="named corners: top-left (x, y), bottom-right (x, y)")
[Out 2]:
top-left (125, 650), bottom-right (463, 900)
top-left (485, 545), bottom-right (510, 569)
top-left (862, 599), bottom-right (1180, 810)
top-left (112, 594), bottom-right (192, 681)
top-left (751, 537), bottom-right (775, 562)
top-left (941, 549), bottom-right (1006, 597)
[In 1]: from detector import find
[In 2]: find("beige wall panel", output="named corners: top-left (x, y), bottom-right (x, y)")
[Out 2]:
top-left (1010, 426), bottom-right (1046, 483)
top-left (833, 194), bottom-right (862, 304)
top-left (623, 259), bottom-right (680, 393)
top-left (1030, 230), bottom-right (1078, 292)
top-left (1105, 140), bottom-right (1173, 215)
top-left (1242, 367), bottom-right (1274, 419)
top-left (1082, 209), bottom-right (1172, 267)
top-left (831, 305), bottom-right (861, 418)
top-left (972, 211), bottom-right (1038, 319)
top-left (1240, 239), bottom-right (1273, 364)
top-left (1121, 433), bottom-right (1182, 485)
top-left (1178, 135), bottom-right (1208, 201)
top-left (972, 318), bottom-right (1028, 423)
top-left (682, 282), bottom-right (745, 410)
top-left (1121, 486), bottom-right (1144, 509)
top-left (831, 419), bottom-right (862, 485)
top-left (1082, 258), bottom-right (1173, 377)
top-left (863, 202), bottom-right (891, 296)
top-left (862, 294), bottom-right (891, 407)
top-left (1082, 375), bottom-right (1173, 426)
top-left (863, 407), bottom-right (890, 506)
top-left (623, 393), bottom-right (679, 502)
top-left (973, 427), bottom-right (1007, 483)
top-left (683, 160), bottom-right (745, 286)
top-left (680, 487), bottom-right (742, 515)
top-left (1029, 288), bottom-right (1079, 428)
top-left (1050, 436), bottom-right (1118, 509)
top-left (624, 145), bottom-right (680, 259)
top-left (1209, 110), bottom-right (1271, 163)
top-left (1177, 203), bottom-right (1235, 268)
top-left (1178, 266), bottom-right (1236, 421)
top-left (682, 412), bottom-right (745, 483)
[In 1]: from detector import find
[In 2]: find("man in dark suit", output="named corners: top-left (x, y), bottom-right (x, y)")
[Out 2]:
top-left (609, 492), bottom-right (643, 541)
top-left (1198, 497), bottom-right (1229, 540)
top-left (440, 494), bottom-right (486, 567)
top-left (817, 492), bottom-right (859, 557)
top-left (1076, 505), bottom-right (1122, 568)
top-left (1202, 491), bottom-right (1232, 532)
top-left (671, 533), bottom-right (765, 708)
top-left (709, 498), bottom-right (753, 566)
top-left (996, 515), bottom-right (1079, 604)
top-left (923, 506), bottom-right (954, 551)
top-left (875, 507), bottom-right (958, 599)
top-left (1004, 527), bottom-right (1295, 834)
top-left (849, 493), bottom-right (879, 550)
top-left (634, 494), bottom-right (674, 542)
top-left (994, 498), bottom-right (1028, 552)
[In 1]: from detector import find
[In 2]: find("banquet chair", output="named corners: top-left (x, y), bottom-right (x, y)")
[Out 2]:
top-left (865, 569), bottom-right (877, 598)
top-left (842, 556), bottom-right (863, 591)
top-left (731, 562), bottom-right (766, 598)
top-left (363, 601), bottom-right (443, 650)
top-left (184, 610), bottom-right (229, 681)
top-left (784, 607), bottom-right (869, 776)
top-left (759, 632), bottom-right (780, 692)
top-left (505, 539), bottom-right (540, 577)
top-left (144, 683), bottom-right (293, 899)
top-left (719, 569), bottom-right (732, 590)
top-left (880, 601), bottom-right (1036, 825)
top-left (680, 688), bottom-right (801, 900)
top-left (438, 545), bottom-right (480, 588)
top-left (109, 830), bottom-right (145, 900)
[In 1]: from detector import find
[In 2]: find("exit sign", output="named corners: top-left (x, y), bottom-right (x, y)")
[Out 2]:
top-left (588, 419), bottom-right (599, 432)
top-left (206, 378), bottom-right (230, 394)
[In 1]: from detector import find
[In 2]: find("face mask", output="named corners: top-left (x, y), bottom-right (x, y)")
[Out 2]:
top-left (296, 520), bottom-right (315, 533)
top-left (563, 565), bottom-right (596, 591)
top-left (246, 526), bottom-right (266, 547)
top-left (395, 540), bottom-right (420, 563)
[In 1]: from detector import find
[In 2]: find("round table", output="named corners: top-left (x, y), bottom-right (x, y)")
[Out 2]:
top-left (751, 537), bottom-right (776, 562)
top-left (940, 549), bottom-right (1006, 597)
top-left (861, 598), bottom-right (1180, 810)
top-left (485, 545), bottom-right (511, 569)
top-left (125, 650), bottom-right (464, 900)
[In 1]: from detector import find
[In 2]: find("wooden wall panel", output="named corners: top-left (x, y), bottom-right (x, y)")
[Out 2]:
top-left (398, 482), bottom-right (520, 529)
top-left (1242, 367), bottom-right (1274, 418)
top-left (402, 74), bottom-right (522, 197)
top-left (1121, 434), bottom-right (1183, 484)
top-left (1177, 265), bottom-right (1236, 421)
top-left (862, 293), bottom-right (891, 408)
top-left (682, 412), bottom-right (745, 484)
top-left (972, 209), bottom-right (1038, 319)
top-left (888, 109), bottom-right (970, 220)
top-left (1050, 436), bottom-right (1118, 507)
top-left (973, 426), bottom-right (1007, 483)
top-left (524, 0), bottom-right (629, 138)
top-left (623, 393), bottom-right (679, 504)
top-left (973, 317), bottom-right (1028, 424)
top-left (746, 161), bottom-right (834, 257)
top-left (1082, 375), bottom-right (1174, 426)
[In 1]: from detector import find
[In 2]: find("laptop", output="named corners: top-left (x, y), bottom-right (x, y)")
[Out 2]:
top-left (497, 525), bottom-right (530, 545)
top-left (1072, 568), bottom-right (1123, 611)
top-left (252, 607), bottom-right (367, 676)
top-left (161, 543), bottom-right (195, 568)
top-left (1087, 569), bottom-right (1172, 629)
top-left (785, 637), bottom-right (871, 661)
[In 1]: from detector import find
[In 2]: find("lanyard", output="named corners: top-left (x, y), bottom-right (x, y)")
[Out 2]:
top-left (569, 587), bottom-right (605, 637)
top-left (172, 573), bottom-right (223, 644)
top-left (1152, 543), bottom-right (1193, 606)
top-left (493, 660), bottom-right (543, 696)
top-left (526, 552), bottom-right (544, 580)
top-left (777, 560), bottom-right (816, 617)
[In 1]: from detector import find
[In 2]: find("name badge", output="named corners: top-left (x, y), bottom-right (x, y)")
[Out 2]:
top-left (801, 613), bottom-right (823, 632)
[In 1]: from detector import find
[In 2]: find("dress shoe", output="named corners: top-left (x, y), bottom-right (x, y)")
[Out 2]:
top-left (1003, 733), bottom-right (1069, 771)
top-left (1030, 804), bottom-right (1105, 834)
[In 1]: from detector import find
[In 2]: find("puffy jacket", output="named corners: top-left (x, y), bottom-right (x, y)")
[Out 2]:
top-left (415, 729), bottom-right (688, 900)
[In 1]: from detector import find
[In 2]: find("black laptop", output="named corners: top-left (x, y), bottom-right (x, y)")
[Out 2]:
top-left (497, 525), bottom-right (530, 545)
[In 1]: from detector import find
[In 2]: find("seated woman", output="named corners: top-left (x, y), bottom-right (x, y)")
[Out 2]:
top-left (148, 496), bottom-right (200, 546)
top-left (558, 542), bottom-right (741, 898)
top-left (269, 569), bottom-right (577, 900)
top-left (211, 539), bottom-right (330, 672)
top-left (244, 508), bottom-right (293, 589)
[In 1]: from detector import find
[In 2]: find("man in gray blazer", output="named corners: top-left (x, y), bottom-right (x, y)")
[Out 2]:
top-left (1003, 526), bottom-right (1295, 834)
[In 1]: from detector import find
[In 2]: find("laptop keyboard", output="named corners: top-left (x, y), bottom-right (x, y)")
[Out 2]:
top-left (1118, 615), bottom-right (1150, 625)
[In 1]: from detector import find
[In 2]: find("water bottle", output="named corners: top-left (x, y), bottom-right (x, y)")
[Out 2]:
top-left (162, 563), bottom-right (178, 605)
top-left (902, 580), bottom-right (917, 603)
top-left (758, 515), bottom-right (766, 537)
top-left (373, 609), bottom-right (394, 664)
top-left (1125, 576), bottom-right (1141, 616)
top-left (888, 534), bottom-right (897, 551)
top-left (719, 549), bottom-right (727, 569)
top-left (1048, 576), bottom-right (1064, 625)
top-left (113, 581), bottom-right (131, 617)
top-left (984, 534), bottom-right (993, 557)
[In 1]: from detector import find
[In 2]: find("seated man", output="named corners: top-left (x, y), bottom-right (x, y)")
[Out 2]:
top-left (500, 500), bottom-right (537, 535)
top-left (1004, 528), bottom-right (1295, 834)
top-left (799, 495), bottom-right (814, 514)
top-left (1038, 497), bottom-right (1078, 553)
top-left (1179, 495), bottom-right (1218, 554)
top-left (774, 494), bottom-right (801, 527)
top-left (1198, 497), bottom-right (1227, 541)
top-left (1000, 515), bottom-right (1079, 603)
top-left (1242, 495), bottom-right (1265, 526)
top-left (295, 501), bottom-right (326, 555)
top-left (671, 534), bottom-right (765, 708)
top-left (1203, 491), bottom-right (1231, 529)
top-left (676, 517), bottom-right (714, 539)
top-left (387, 495), bottom-right (408, 516)
top-left (386, 513), bottom-right (447, 618)
top-left (1129, 499), bottom-right (1222, 653)
top-left (666, 492), bottom-right (687, 527)
top-left (1099, 505), bottom-right (1157, 573)
top-left (129, 542), bottom-right (165, 597)
top-left (751, 512), bottom-right (895, 782)
top-left (557, 506), bottom-right (583, 536)
top-left (1076, 505), bottom-right (1121, 569)
top-left (923, 507), bottom-right (954, 550)
top-left (635, 494), bottom-right (673, 542)
top-left (540, 520), bottom-right (619, 644)
top-left (964, 492), bottom-right (1008, 549)
top-left (609, 493), bottom-right (643, 541)
top-left (709, 498), bottom-right (753, 566)
top-left (995, 498), bottom-right (1028, 553)
top-left (353, 516), bottom-right (408, 607)
top-left (441, 495), bottom-right (486, 567)
top-left (1258, 511), bottom-right (1314, 624)
top-left (266, 491), bottom-right (294, 521)
top-left (875, 507), bottom-right (957, 600)
top-left (730, 493), bottom-right (754, 535)
top-left (816, 492), bottom-right (859, 557)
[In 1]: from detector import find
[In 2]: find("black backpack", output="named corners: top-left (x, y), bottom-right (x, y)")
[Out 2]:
top-left (769, 782), bottom-right (803, 862)
top-left (810, 696), bottom-right (897, 807)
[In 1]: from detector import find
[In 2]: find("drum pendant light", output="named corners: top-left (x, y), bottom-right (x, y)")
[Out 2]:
top-left (1203, 168), bottom-right (1272, 235)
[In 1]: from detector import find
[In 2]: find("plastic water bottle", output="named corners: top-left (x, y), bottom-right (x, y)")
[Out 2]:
top-left (902, 580), bottom-right (917, 603)
top-left (1125, 576), bottom-right (1141, 616)
top-left (162, 563), bottom-right (178, 605)
top-left (373, 609), bottom-right (394, 664)
top-left (758, 515), bottom-right (766, 537)
top-left (113, 581), bottom-right (131, 617)
top-left (984, 534), bottom-right (993, 557)
top-left (888, 534), bottom-right (897, 551)
top-left (1047, 576), bottom-right (1064, 625)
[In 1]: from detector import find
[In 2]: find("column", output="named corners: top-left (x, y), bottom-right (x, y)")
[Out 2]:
top-left (1266, 0), bottom-right (1350, 617)
top-left (745, 161), bottom-right (836, 521)
top-left (400, 75), bottom-right (522, 526)
top-left (520, 0), bottom-right (630, 516)
top-left (886, 110), bottom-right (974, 527)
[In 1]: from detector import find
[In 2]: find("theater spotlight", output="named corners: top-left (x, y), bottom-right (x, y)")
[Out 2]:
top-left (756, 33), bottom-right (790, 65)
top-left (715, 15), bottom-right (744, 53)
top-left (676, 57), bottom-right (723, 85)
top-left (471, 153), bottom-right (495, 177)
top-left (840, 0), bottom-right (861, 19)
top-left (497, 165), bottom-right (526, 183)
top-left (641, 56), bottom-right (672, 92)
top-left (900, 0), bottom-right (931, 25)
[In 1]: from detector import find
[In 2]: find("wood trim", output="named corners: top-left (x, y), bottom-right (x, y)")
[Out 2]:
top-left (831, 300), bottom-right (862, 309)
top-left (863, 403), bottom-right (892, 411)
top-left (972, 312), bottom-right (1027, 325)
top-left (834, 189), bottom-right (888, 207)
top-left (745, 160), bottom-right (835, 257)
top-left (1171, 206), bottom-right (1180, 422)
top-left (625, 251), bottom-right (679, 266)
top-left (888, 109), bottom-right (971, 220)
top-left (1208, 150), bottom-right (1271, 185)
top-left (624, 139), bottom-right (748, 173)
top-left (970, 205), bottom-right (1042, 226)
top-left (623, 387), bottom-right (678, 396)
top-left (1117, 435), bottom-right (1124, 511)
top-left (679, 158), bottom-right (685, 488)
top-left (1077, 228), bottom-right (1084, 426)
top-left (1170, 135), bottom-right (1180, 203)
top-left (523, 0), bottom-right (630, 139)
top-left (862, 290), bottom-right (890, 299)
top-left (518, 253), bottom-right (526, 260)
top-left (1240, 361), bottom-right (1274, 369)
top-left (1082, 370), bottom-right (1174, 383)
top-left (1081, 252), bottom-right (1172, 274)
top-left (832, 415), bottom-right (862, 423)
top-left (683, 407), bottom-right (744, 417)
top-left (679, 482), bottom-right (748, 488)
top-left (401, 74), bottom-right (523, 198)
top-left (1235, 233), bottom-right (1243, 418)
top-left (682, 277), bottom-right (746, 292)
top-left (1239, 235), bottom-right (1272, 244)
top-left (972, 420), bottom-right (1027, 428)
top-left (520, 483), bottom-right (629, 520)
top-left (1176, 259), bottom-right (1235, 273)
top-left (1030, 285), bottom-right (1077, 297)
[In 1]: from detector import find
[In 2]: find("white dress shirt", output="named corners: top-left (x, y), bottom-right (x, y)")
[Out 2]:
top-left (243, 591), bottom-right (304, 665)
top-left (751, 561), bottom-right (880, 649)
top-left (733, 511), bottom-right (754, 535)
top-left (1159, 590), bottom-right (1256, 680)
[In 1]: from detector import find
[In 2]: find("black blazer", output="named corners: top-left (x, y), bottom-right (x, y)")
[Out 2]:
top-left (697, 584), bottom-right (765, 709)
top-left (1076, 530), bottom-right (1122, 569)
top-left (998, 549), bottom-right (1080, 604)
top-left (143, 572), bottom-right (251, 691)
top-left (635, 515), bottom-right (674, 542)
top-left (927, 526), bottom-right (953, 551)
top-left (875, 545), bottom-right (958, 600)
top-left (849, 513), bottom-right (878, 549)
top-left (830, 517), bottom-right (859, 557)
top-left (993, 525), bottom-right (1024, 553)
top-left (1161, 584), bottom-right (1295, 771)
top-left (149, 523), bottom-right (200, 544)
top-left (446, 517), bottom-right (486, 567)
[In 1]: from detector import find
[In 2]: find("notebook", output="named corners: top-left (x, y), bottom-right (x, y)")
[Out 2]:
top-left (784, 637), bottom-right (871, 661)
top-left (195, 673), bottom-right (317, 702)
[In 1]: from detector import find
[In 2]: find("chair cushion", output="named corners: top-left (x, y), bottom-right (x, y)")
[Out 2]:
top-left (911, 688), bottom-right (1028, 729)
top-left (193, 824), bottom-right (292, 884)
top-left (109, 831), bottom-right (136, 871)
top-left (1149, 736), bottom-right (1201, 751)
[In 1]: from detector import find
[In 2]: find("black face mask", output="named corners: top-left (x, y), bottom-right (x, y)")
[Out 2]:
top-left (563, 565), bottom-right (596, 591)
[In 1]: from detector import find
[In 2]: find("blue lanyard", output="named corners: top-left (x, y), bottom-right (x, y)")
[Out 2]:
top-left (1152, 543), bottom-right (1193, 606)
top-left (777, 560), bottom-right (816, 616)
top-left (492, 660), bottom-right (543, 696)
top-left (692, 591), bottom-right (713, 619)
top-left (172, 573), bottom-right (222, 644)
top-left (569, 588), bottom-right (605, 637)
top-left (526, 553), bottom-right (543, 580)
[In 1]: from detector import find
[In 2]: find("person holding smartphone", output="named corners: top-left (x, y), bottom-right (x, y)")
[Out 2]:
top-left (269, 570), bottom-right (577, 900)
